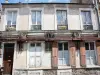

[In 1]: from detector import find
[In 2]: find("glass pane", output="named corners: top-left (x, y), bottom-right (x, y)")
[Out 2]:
top-left (81, 11), bottom-right (86, 25)
top-left (86, 58), bottom-right (90, 65)
top-left (85, 42), bottom-right (89, 50)
top-left (62, 11), bottom-right (67, 25)
top-left (86, 11), bottom-right (92, 24)
top-left (31, 11), bottom-right (36, 24)
top-left (30, 43), bottom-right (35, 47)
top-left (64, 42), bottom-right (68, 50)
top-left (90, 42), bottom-right (94, 50)
top-left (12, 11), bottom-right (17, 25)
top-left (58, 43), bottom-right (63, 50)
top-left (7, 11), bottom-right (12, 25)
top-left (36, 43), bottom-right (41, 47)
top-left (37, 11), bottom-right (41, 25)
top-left (45, 42), bottom-right (52, 51)
top-left (57, 10), bottom-right (62, 25)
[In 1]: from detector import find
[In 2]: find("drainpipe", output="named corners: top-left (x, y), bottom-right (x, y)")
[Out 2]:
top-left (93, 0), bottom-right (100, 31)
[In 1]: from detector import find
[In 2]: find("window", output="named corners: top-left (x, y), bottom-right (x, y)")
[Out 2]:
top-left (6, 11), bottom-right (17, 31)
top-left (56, 10), bottom-right (68, 30)
top-left (29, 43), bottom-right (42, 67)
top-left (81, 11), bottom-right (93, 30)
top-left (85, 42), bottom-right (96, 65)
top-left (31, 10), bottom-right (41, 30)
top-left (45, 42), bottom-right (52, 52)
top-left (58, 42), bottom-right (69, 65)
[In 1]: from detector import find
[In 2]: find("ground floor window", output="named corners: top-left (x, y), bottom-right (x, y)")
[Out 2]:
top-left (58, 41), bottom-right (69, 65)
top-left (29, 42), bottom-right (42, 68)
top-left (85, 42), bottom-right (96, 65)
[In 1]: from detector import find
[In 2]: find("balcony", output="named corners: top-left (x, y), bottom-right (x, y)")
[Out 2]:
top-left (5, 25), bottom-right (16, 31)
top-left (83, 25), bottom-right (93, 30)
top-left (31, 25), bottom-right (41, 31)
top-left (57, 25), bottom-right (68, 30)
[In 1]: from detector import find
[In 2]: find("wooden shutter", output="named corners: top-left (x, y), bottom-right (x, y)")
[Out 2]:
top-left (96, 41), bottom-right (100, 65)
top-left (69, 41), bottom-right (76, 67)
top-left (52, 41), bottom-right (58, 68)
top-left (80, 41), bottom-right (86, 67)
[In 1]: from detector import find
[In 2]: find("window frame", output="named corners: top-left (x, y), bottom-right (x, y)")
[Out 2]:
top-left (85, 41), bottom-right (97, 65)
top-left (4, 8), bottom-right (19, 31)
top-left (55, 8), bottom-right (68, 30)
top-left (58, 41), bottom-right (69, 66)
top-left (79, 8), bottom-right (94, 30)
top-left (29, 8), bottom-right (43, 30)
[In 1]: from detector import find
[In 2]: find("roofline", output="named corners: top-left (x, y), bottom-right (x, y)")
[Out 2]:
top-left (1, 3), bottom-right (94, 5)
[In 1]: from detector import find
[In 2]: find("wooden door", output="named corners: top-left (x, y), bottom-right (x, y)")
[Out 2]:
top-left (3, 43), bottom-right (14, 75)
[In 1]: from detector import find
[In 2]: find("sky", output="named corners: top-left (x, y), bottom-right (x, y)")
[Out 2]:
top-left (0, 0), bottom-right (70, 3)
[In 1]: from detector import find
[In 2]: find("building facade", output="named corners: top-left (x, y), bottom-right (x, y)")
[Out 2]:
top-left (0, 0), bottom-right (100, 75)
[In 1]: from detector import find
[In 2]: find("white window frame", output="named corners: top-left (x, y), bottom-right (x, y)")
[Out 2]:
top-left (4, 8), bottom-right (19, 31)
top-left (79, 8), bottom-right (94, 30)
top-left (58, 41), bottom-right (69, 66)
top-left (27, 41), bottom-right (44, 69)
top-left (55, 7), bottom-right (69, 30)
top-left (29, 8), bottom-right (44, 30)
top-left (85, 41), bottom-right (97, 66)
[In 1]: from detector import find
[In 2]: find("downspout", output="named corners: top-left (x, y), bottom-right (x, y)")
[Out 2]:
top-left (93, 0), bottom-right (100, 31)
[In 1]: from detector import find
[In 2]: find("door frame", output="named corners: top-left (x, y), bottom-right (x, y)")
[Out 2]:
top-left (2, 41), bottom-right (17, 74)
top-left (27, 41), bottom-right (44, 69)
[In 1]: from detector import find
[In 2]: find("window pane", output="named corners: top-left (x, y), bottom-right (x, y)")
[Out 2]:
top-left (37, 11), bottom-right (41, 25)
top-left (64, 42), bottom-right (68, 50)
top-left (30, 43), bottom-right (35, 47)
top-left (85, 42), bottom-right (89, 50)
top-left (58, 43), bottom-right (63, 50)
top-left (81, 11), bottom-right (86, 25)
top-left (31, 11), bottom-right (36, 24)
top-left (86, 11), bottom-right (92, 24)
top-left (12, 11), bottom-right (17, 25)
top-left (62, 11), bottom-right (67, 25)
top-left (36, 43), bottom-right (41, 46)
top-left (57, 10), bottom-right (62, 25)
top-left (7, 11), bottom-right (12, 25)
top-left (45, 42), bottom-right (52, 51)
top-left (90, 42), bottom-right (94, 50)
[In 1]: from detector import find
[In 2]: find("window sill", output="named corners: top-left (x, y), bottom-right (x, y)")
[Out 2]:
top-left (86, 65), bottom-right (100, 68)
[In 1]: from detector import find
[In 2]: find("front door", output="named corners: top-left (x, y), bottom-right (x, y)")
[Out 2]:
top-left (29, 43), bottom-right (42, 68)
top-left (3, 43), bottom-right (14, 75)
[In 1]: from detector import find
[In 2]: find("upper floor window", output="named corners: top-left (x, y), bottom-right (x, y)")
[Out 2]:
top-left (31, 10), bottom-right (41, 30)
top-left (6, 11), bottom-right (17, 31)
top-left (56, 10), bottom-right (68, 30)
top-left (85, 42), bottom-right (96, 65)
top-left (81, 11), bottom-right (93, 30)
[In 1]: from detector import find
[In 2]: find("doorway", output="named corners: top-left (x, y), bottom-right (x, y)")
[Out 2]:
top-left (3, 43), bottom-right (15, 75)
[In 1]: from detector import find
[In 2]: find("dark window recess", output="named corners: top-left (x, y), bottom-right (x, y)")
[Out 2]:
top-left (31, 25), bottom-right (41, 30)
top-left (84, 25), bottom-right (93, 30)
top-left (64, 42), bottom-right (68, 50)
top-left (36, 43), bottom-right (41, 46)
top-left (58, 43), bottom-right (63, 51)
top-left (90, 42), bottom-right (94, 50)
top-left (45, 42), bottom-right (52, 51)
top-left (85, 42), bottom-right (89, 50)
top-left (30, 43), bottom-right (35, 47)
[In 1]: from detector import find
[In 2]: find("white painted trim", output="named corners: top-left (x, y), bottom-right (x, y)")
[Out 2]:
top-left (79, 8), bottom-right (94, 30)
top-left (54, 7), bottom-right (69, 30)
top-left (27, 41), bottom-right (45, 69)
top-left (29, 8), bottom-right (44, 30)
top-left (4, 8), bottom-right (19, 31)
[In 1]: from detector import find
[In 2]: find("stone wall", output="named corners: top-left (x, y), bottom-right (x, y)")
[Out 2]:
top-left (43, 70), bottom-right (57, 75)
top-left (72, 68), bottom-right (100, 75)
